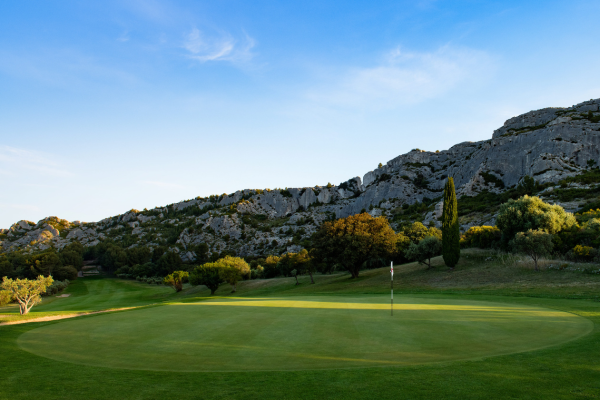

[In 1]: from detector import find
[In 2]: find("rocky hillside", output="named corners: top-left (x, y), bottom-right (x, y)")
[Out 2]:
top-left (2, 97), bottom-right (600, 261)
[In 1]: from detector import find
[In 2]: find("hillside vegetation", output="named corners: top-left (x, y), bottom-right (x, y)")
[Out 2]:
top-left (3, 248), bottom-right (599, 325)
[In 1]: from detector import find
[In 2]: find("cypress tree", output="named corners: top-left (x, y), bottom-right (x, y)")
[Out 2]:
top-left (442, 177), bottom-right (460, 270)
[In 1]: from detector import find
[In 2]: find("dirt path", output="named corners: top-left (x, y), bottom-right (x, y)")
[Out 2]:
top-left (0, 307), bottom-right (137, 326)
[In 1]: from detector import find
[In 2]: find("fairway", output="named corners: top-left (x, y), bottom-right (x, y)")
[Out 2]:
top-left (17, 295), bottom-right (592, 372)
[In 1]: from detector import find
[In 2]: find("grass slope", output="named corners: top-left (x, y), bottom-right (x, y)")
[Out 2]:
top-left (17, 295), bottom-right (591, 372)
top-left (1, 248), bottom-right (600, 399)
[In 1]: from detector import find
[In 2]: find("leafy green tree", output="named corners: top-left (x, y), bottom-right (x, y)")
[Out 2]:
top-left (276, 250), bottom-right (313, 285)
top-left (189, 263), bottom-right (223, 294)
top-left (496, 195), bottom-right (576, 245)
top-left (62, 241), bottom-right (84, 255)
top-left (32, 251), bottom-right (61, 276)
top-left (251, 265), bottom-right (265, 279)
top-left (516, 175), bottom-right (536, 196)
top-left (191, 243), bottom-right (209, 264)
top-left (278, 253), bottom-right (298, 283)
top-left (402, 222), bottom-right (442, 243)
top-left (512, 229), bottom-right (553, 271)
top-left (405, 236), bottom-right (442, 269)
top-left (163, 271), bottom-right (189, 292)
top-left (126, 246), bottom-right (152, 266)
top-left (152, 246), bottom-right (167, 263)
top-left (392, 232), bottom-right (411, 264)
top-left (156, 251), bottom-right (182, 276)
top-left (1, 275), bottom-right (54, 314)
top-left (442, 177), bottom-right (460, 270)
top-left (263, 255), bottom-right (281, 278)
top-left (217, 256), bottom-right (250, 292)
top-left (59, 250), bottom-right (83, 271)
top-left (460, 226), bottom-right (502, 248)
top-left (0, 260), bottom-right (14, 278)
top-left (129, 262), bottom-right (157, 278)
top-left (53, 265), bottom-right (78, 281)
top-left (312, 213), bottom-right (397, 278)
top-left (297, 249), bottom-right (315, 284)
top-left (97, 243), bottom-right (128, 272)
top-left (0, 289), bottom-right (11, 306)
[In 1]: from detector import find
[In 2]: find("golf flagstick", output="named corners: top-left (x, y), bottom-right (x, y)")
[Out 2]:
top-left (391, 261), bottom-right (393, 316)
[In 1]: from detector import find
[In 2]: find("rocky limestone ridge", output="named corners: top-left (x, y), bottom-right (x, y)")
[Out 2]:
top-left (2, 97), bottom-right (600, 259)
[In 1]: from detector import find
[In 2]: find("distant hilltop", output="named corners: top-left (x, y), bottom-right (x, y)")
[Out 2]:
top-left (2, 97), bottom-right (600, 260)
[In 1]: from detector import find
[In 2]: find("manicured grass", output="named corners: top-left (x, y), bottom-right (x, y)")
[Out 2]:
top-left (17, 295), bottom-right (591, 372)
top-left (0, 276), bottom-right (195, 323)
top-left (2, 249), bottom-right (600, 399)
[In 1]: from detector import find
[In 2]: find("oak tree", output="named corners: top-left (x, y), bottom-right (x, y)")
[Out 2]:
top-left (1, 275), bottom-right (54, 315)
top-left (189, 264), bottom-right (222, 294)
top-left (313, 213), bottom-right (397, 278)
top-left (163, 270), bottom-right (189, 292)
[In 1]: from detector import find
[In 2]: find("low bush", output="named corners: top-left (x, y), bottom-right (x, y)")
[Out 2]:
top-left (44, 280), bottom-right (70, 296)
top-left (569, 245), bottom-right (597, 262)
top-left (251, 265), bottom-right (264, 279)
top-left (52, 265), bottom-right (78, 281)
top-left (0, 290), bottom-right (12, 306)
top-left (460, 226), bottom-right (501, 249)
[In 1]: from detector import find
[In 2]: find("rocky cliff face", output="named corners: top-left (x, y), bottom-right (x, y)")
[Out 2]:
top-left (2, 97), bottom-right (600, 259)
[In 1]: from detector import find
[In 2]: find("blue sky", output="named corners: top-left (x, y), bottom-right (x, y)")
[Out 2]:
top-left (1, 0), bottom-right (600, 227)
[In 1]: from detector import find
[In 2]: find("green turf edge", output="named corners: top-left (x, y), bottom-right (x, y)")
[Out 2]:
top-left (16, 296), bottom-right (595, 373)
top-left (1, 296), bottom-right (600, 400)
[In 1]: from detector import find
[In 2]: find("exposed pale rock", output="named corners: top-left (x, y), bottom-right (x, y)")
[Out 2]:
top-left (17, 221), bottom-right (33, 231)
top-left (298, 188), bottom-right (317, 209)
top-left (137, 215), bottom-right (155, 224)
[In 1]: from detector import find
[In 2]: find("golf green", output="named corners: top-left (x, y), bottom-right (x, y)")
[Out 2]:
top-left (17, 296), bottom-right (592, 372)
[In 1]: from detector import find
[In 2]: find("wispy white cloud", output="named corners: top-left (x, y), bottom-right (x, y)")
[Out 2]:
top-left (305, 45), bottom-right (495, 109)
top-left (0, 203), bottom-right (40, 212)
top-left (0, 146), bottom-right (73, 177)
top-left (117, 31), bottom-right (130, 42)
top-left (142, 180), bottom-right (184, 189)
top-left (183, 27), bottom-right (255, 63)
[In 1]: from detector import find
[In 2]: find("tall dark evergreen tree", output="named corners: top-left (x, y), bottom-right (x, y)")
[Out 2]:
top-left (442, 177), bottom-right (460, 270)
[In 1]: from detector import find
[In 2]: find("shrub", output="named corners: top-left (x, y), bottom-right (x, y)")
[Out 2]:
top-left (585, 218), bottom-right (600, 231)
top-left (52, 265), bottom-right (78, 281)
top-left (163, 271), bottom-right (189, 292)
top-left (577, 208), bottom-right (600, 223)
top-left (572, 245), bottom-right (597, 261)
top-left (512, 229), bottom-right (553, 271)
top-left (405, 236), bottom-right (442, 269)
top-left (497, 195), bottom-right (576, 245)
top-left (44, 280), bottom-right (70, 296)
top-left (0, 290), bottom-right (12, 306)
top-left (460, 226), bottom-right (501, 248)
top-left (403, 222), bottom-right (442, 243)
top-left (480, 171), bottom-right (505, 189)
top-left (263, 255), bottom-right (281, 278)
top-left (251, 265), bottom-right (264, 279)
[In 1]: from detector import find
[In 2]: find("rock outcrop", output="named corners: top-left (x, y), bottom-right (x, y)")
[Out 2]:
top-left (2, 97), bottom-right (600, 259)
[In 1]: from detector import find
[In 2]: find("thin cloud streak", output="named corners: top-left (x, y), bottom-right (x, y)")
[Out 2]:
top-left (183, 27), bottom-right (255, 64)
top-left (306, 45), bottom-right (495, 109)
top-left (0, 146), bottom-right (73, 177)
